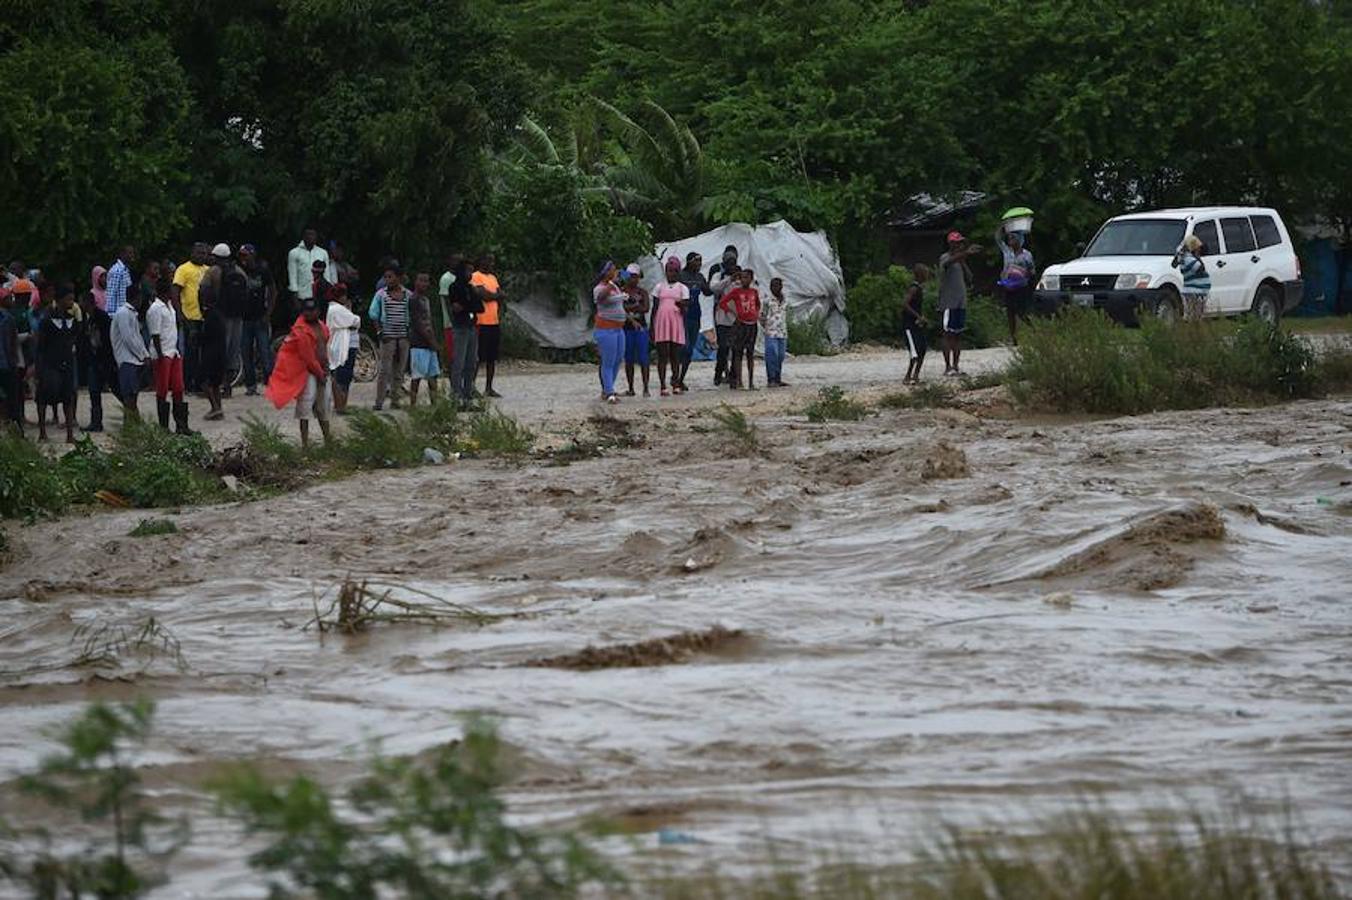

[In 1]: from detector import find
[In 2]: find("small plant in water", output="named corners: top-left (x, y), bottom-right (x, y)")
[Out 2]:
top-left (212, 718), bottom-right (615, 898)
top-left (709, 404), bottom-right (759, 453)
top-left (128, 517), bottom-right (178, 538)
top-left (803, 386), bottom-right (868, 422)
top-left (0, 699), bottom-right (185, 899)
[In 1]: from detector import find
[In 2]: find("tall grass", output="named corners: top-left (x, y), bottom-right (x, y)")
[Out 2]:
top-left (1008, 309), bottom-right (1333, 414)
top-left (628, 805), bottom-right (1341, 899)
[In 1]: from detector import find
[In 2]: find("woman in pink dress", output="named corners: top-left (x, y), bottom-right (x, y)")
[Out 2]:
top-left (649, 256), bottom-right (689, 396)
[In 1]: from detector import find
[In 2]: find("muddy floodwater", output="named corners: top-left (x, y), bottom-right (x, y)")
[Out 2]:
top-left (1, 353), bottom-right (1350, 896)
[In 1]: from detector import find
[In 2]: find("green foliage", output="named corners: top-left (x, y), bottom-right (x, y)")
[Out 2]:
top-left (1, 699), bottom-right (183, 899)
top-left (787, 310), bottom-right (833, 357)
top-left (241, 414), bottom-right (305, 469)
top-left (1316, 343), bottom-right (1352, 391)
top-left (477, 162), bottom-right (652, 311)
top-left (466, 408), bottom-right (536, 455)
top-left (1008, 309), bottom-right (1328, 414)
top-left (66, 421), bottom-right (222, 508)
top-left (128, 518), bottom-right (178, 538)
top-left (0, 430), bottom-right (71, 520)
top-left (848, 266), bottom-right (915, 344)
top-left (212, 718), bottom-right (614, 899)
top-left (709, 404), bottom-right (759, 454)
top-left (804, 386), bottom-right (868, 423)
top-left (332, 411), bottom-right (424, 469)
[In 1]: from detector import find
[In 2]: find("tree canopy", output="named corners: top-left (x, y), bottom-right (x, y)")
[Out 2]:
top-left (4, 0), bottom-right (1351, 288)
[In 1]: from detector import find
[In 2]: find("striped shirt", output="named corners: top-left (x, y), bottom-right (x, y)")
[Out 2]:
top-left (371, 287), bottom-right (409, 338)
top-left (105, 259), bottom-right (132, 315)
top-left (1178, 251), bottom-right (1211, 292)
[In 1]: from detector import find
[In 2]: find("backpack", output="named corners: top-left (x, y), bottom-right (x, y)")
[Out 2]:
top-left (220, 266), bottom-right (249, 317)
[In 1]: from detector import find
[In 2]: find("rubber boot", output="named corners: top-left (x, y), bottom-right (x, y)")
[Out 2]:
top-left (173, 401), bottom-right (192, 435)
top-left (156, 399), bottom-right (171, 429)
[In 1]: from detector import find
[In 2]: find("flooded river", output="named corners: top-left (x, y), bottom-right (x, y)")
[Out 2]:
top-left (1, 367), bottom-right (1350, 895)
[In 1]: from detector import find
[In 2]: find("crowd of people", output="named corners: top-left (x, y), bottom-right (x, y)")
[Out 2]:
top-left (0, 227), bottom-right (1031, 445)
top-left (590, 244), bottom-right (792, 404)
top-left (0, 231), bottom-right (513, 446)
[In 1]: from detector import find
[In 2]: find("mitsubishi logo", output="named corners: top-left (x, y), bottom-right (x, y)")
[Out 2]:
top-left (1080, 278), bottom-right (1090, 286)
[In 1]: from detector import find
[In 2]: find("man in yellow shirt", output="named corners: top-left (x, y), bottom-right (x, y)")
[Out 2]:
top-left (470, 254), bottom-right (505, 398)
top-left (171, 242), bottom-right (210, 390)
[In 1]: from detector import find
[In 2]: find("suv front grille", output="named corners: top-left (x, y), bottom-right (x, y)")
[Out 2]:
top-left (1062, 275), bottom-right (1117, 291)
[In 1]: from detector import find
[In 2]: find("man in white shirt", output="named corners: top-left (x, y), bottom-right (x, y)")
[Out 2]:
top-left (146, 291), bottom-right (186, 431)
top-left (286, 227), bottom-right (331, 313)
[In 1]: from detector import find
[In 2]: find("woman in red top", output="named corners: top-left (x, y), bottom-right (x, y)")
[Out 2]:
top-left (265, 297), bottom-right (332, 448)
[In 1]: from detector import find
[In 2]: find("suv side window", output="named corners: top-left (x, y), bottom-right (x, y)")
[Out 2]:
top-left (1250, 215), bottom-right (1282, 249)
top-left (1221, 217), bottom-right (1257, 254)
top-left (1192, 220), bottom-right (1219, 257)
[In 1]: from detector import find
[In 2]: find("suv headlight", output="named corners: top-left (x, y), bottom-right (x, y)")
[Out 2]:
top-left (1114, 273), bottom-right (1152, 290)
top-left (1039, 273), bottom-right (1060, 291)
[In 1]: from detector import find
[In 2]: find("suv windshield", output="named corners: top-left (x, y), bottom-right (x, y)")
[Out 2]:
top-left (1084, 219), bottom-right (1186, 257)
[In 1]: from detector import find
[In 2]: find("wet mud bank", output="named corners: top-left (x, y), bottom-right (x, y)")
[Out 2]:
top-left (1, 383), bottom-right (1351, 894)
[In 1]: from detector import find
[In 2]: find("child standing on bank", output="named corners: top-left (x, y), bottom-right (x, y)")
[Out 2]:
top-left (760, 277), bottom-right (789, 388)
top-left (408, 272), bottom-right (441, 406)
top-left (621, 265), bottom-right (651, 397)
top-left (37, 284), bottom-right (79, 443)
top-left (718, 269), bottom-right (761, 390)
top-left (902, 265), bottom-right (930, 385)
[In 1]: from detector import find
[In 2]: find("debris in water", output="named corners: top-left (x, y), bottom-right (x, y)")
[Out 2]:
top-left (307, 578), bottom-right (547, 634)
top-left (523, 625), bottom-right (747, 670)
top-left (1042, 592), bottom-right (1075, 608)
top-left (921, 441), bottom-right (969, 480)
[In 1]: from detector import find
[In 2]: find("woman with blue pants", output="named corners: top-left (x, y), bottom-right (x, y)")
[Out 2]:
top-left (593, 261), bottom-right (627, 404)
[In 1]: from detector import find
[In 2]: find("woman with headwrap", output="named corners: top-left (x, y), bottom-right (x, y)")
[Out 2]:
top-left (650, 256), bottom-right (689, 396)
top-left (593, 261), bottom-right (627, 404)
top-left (90, 266), bottom-right (107, 312)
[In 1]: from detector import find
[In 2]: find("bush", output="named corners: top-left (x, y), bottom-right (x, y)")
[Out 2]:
top-left (466, 408), bottom-right (535, 455)
top-left (212, 718), bottom-right (613, 899)
top-left (129, 518), bottom-right (178, 537)
top-left (1007, 309), bottom-right (1328, 414)
top-left (241, 414), bottom-right (305, 469)
top-left (405, 398), bottom-right (464, 453)
top-left (787, 309), bottom-right (833, 356)
top-left (332, 410), bottom-right (423, 469)
top-left (0, 429), bottom-right (72, 519)
top-left (847, 265), bottom-right (913, 344)
top-left (709, 404), bottom-right (759, 454)
top-left (804, 386), bottom-right (868, 422)
top-left (848, 265), bottom-right (1005, 349)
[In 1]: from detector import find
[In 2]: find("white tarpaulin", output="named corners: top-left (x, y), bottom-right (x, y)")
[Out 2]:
top-left (505, 220), bottom-right (848, 350)
top-left (640, 220), bottom-right (849, 344)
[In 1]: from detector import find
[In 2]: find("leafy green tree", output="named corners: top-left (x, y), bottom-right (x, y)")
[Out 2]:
top-left (0, 40), bottom-right (191, 275)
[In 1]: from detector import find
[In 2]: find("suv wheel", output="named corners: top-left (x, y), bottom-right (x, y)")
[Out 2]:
top-left (1150, 287), bottom-right (1181, 325)
top-left (1251, 283), bottom-right (1280, 324)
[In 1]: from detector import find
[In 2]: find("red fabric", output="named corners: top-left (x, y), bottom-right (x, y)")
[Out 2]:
top-left (153, 356), bottom-right (184, 400)
top-left (720, 287), bottom-right (761, 324)
top-left (443, 327), bottom-right (454, 362)
top-left (265, 316), bottom-right (330, 409)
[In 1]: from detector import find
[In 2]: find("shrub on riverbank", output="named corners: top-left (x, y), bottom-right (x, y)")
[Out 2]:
top-left (847, 265), bottom-right (1005, 349)
top-left (1007, 309), bottom-right (1346, 414)
top-left (0, 403), bottom-right (537, 521)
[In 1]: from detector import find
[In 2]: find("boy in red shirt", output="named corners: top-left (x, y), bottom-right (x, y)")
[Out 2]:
top-left (718, 269), bottom-right (761, 390)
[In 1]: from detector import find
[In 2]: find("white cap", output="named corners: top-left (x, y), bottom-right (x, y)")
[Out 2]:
top-left (212, 242), bottom-right (231, 258)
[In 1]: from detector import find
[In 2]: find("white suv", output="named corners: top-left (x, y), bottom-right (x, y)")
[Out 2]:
top-left (1035, 207), bottom-right (1303, 323)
